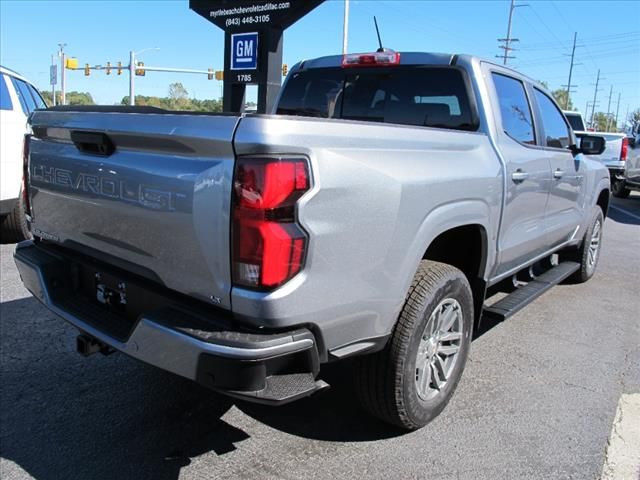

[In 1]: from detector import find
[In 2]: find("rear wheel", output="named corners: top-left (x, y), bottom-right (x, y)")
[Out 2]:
top-left (355, 260), bottom-right (473, 430)
top-left (0, 189), bottom-right (31, 244)
top-left (611, 180), bottom-right (630, 199)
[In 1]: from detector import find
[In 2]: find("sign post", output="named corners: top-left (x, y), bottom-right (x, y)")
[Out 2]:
top-left (189, 0), bottom-right (325, 113)
top-left (50, 59), bottom-right (57, 107)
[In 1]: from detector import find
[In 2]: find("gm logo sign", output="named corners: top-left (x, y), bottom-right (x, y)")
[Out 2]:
top-left (231, 32), bottom-right (258, 70)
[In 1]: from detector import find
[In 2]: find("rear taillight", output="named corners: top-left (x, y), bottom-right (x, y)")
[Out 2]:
top-left (232, 157), bottom-right (310, 289)
top-left (22, 134), bottom-right (32, 217)
top-left (342, 50), bottom-right (401, 68)
top-left (621, 137), bottom-right (628, 162)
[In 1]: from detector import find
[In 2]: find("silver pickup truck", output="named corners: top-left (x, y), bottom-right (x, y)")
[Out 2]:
top-left (15, 51), bottom-right (609, 430)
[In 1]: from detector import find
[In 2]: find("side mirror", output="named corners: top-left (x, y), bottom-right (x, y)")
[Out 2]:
top-left (573, 134), bottom-right (606, 155)
top-left (628, 136), bottom-right (636, 148)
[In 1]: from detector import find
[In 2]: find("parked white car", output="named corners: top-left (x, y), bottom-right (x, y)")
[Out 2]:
top-left (1, 66), bottom-right (46, 242)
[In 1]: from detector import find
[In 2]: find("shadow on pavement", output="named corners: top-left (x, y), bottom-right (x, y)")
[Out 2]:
top-left (608, 202), bottom-right (640, 226)
top-left (1, 297), bottom-right (243, 480)
top-left (236, 360), bottom-right (406, 442)
top-left (0, 297), bottom-right (404, 480)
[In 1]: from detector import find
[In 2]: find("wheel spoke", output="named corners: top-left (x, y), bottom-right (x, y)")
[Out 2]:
top-left (439, 305), bottom-right (458, 333)
top-left (418, 362), bottom-right (431, 395)
top-left (433, 354), bottom-right (447, 384)
top-left (431, 361), bottom-right (445, 390)
top-left (439, 331), bottom-right (462, 342)
top-left (431, 308), bottom-right (442, 335)
top-left (438, 344), bottom-right (460, 356)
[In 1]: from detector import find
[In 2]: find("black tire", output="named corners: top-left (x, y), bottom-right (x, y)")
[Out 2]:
top-left (611, 180), bottom-right (630, 199)
top-left (355, 260), bottom-right (473, 430)
top-left (0, 190), bottom-right (31, 244)
top-left (564, 207), bottom-right (604, 283)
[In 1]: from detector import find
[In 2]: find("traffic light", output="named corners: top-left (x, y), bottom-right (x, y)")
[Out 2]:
top-left (84, 63), bottom-right (90, 76)
top-left (282, 64), bottom-right (288, 76)
top-left (117, 62), bottom-right (122, 75)
top-left (215, 70), bottom-right (223, 81)
top-left (135, 62), bottom-right (145, 76)
top-left (106, 62), bottom-right (111, 75)
top-left (208, 68), bottom-right (214, 80)
top-left (65, 57), bottom-right (78, 69)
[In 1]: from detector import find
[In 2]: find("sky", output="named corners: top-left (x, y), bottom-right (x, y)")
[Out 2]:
top-left (1, 0), bottom-right (638, 125)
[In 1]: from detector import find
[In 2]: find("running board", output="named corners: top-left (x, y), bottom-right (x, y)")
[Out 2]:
top-left (483, 262), bottom-right (580, 322)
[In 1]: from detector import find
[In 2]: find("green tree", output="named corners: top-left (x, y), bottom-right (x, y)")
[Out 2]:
top-left (630, 108), bottom-right (640, 133)
top-left (168, 82), bottom-right (189, 110)
top-left (40, 90), bottom-right (95, 107)
top-left (591, 112), bottom-right (615, 132)
top-left (551, 89), bottom-right (573, 110)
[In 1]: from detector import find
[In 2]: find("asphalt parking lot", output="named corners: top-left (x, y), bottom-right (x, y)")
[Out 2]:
top-left (1, 194), bottom-right (639, 480)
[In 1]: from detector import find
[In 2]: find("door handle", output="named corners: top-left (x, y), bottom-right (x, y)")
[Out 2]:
top-left (553, 168), bottom-right (564, 179)
top-left (511, 169), bottom-right (529, 183)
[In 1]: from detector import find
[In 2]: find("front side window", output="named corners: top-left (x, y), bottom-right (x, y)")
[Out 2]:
top-left (534, 89), bottom-right (571, 149)
top-left (492, 73), bottom-right (535, 145)
top-left (0, 75), bottom-right (12, 110)
top-left (277, 66), bottom-right (476, 131)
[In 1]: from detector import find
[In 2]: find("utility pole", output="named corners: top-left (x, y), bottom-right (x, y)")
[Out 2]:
top-left (129, 50), bottom-right (135, 106)
top-left (58, 43), bottom-right (67, 105)
top-left (497, 0), bottom-right (520, 65)
top-left (589, 69), bottom-right (600, 129)
top-left (51, 54), bottom-right (56, 107)
top-left (612, 92), bottom-right (621, 132)
top-left (605, 85), bottom-right (613, 132)
top-left (565, 32), bottom-right (578, 109)
top-left (342, 0), bottom-right (349, 55)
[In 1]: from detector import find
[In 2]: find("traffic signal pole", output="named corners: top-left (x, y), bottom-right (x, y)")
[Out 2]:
top-left (129, 50), bottom-right (135, 106)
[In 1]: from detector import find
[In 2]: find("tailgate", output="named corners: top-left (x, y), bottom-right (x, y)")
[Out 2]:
top-left (28, 109), bottom-right (240, 309)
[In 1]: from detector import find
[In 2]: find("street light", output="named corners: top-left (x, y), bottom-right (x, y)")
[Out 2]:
top-left (129, 47), bottom-right (159, 106)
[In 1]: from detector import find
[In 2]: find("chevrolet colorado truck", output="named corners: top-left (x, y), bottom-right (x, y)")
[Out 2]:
top-left (14, 51), bottom-right (610, 430)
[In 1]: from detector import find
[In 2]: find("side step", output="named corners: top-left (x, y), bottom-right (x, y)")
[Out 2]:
top-left (483, 262), bottom-right (579, 322)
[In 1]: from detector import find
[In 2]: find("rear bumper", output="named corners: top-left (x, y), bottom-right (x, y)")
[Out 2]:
top-left (14, 241), bottom-right (325, 404)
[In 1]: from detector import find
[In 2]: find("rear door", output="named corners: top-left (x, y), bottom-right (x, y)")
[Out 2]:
top-left (489, 71), bottom-right (552, 276)
top-left (531, 88), bottom-right (585, 248)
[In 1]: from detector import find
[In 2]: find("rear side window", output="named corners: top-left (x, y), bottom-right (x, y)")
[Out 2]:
top-left (492, 73), bottom-right (535, 145)
top-left (0, 75), bottom-right (12, 110)
top-left (27, 83), bottom-right (46, 109)
top-left (534, 89), bottom-right (571, 149)
top-left (277, 67), bottom-right (476, 131)
top-left (565, 112), bottom-right (585, 131)
top-left (10, 77), bottom-right (36, 114)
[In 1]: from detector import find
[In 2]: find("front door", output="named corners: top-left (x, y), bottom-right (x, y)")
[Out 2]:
top-left (531, 88), bottom-right (585, 247)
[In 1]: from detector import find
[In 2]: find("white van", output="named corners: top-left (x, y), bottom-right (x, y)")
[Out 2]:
top-left (1, 66), bottom-right (46, 242)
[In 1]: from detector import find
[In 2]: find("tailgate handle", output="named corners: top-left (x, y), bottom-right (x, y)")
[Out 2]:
top-left (70, 131), bottom-right (115, 156)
